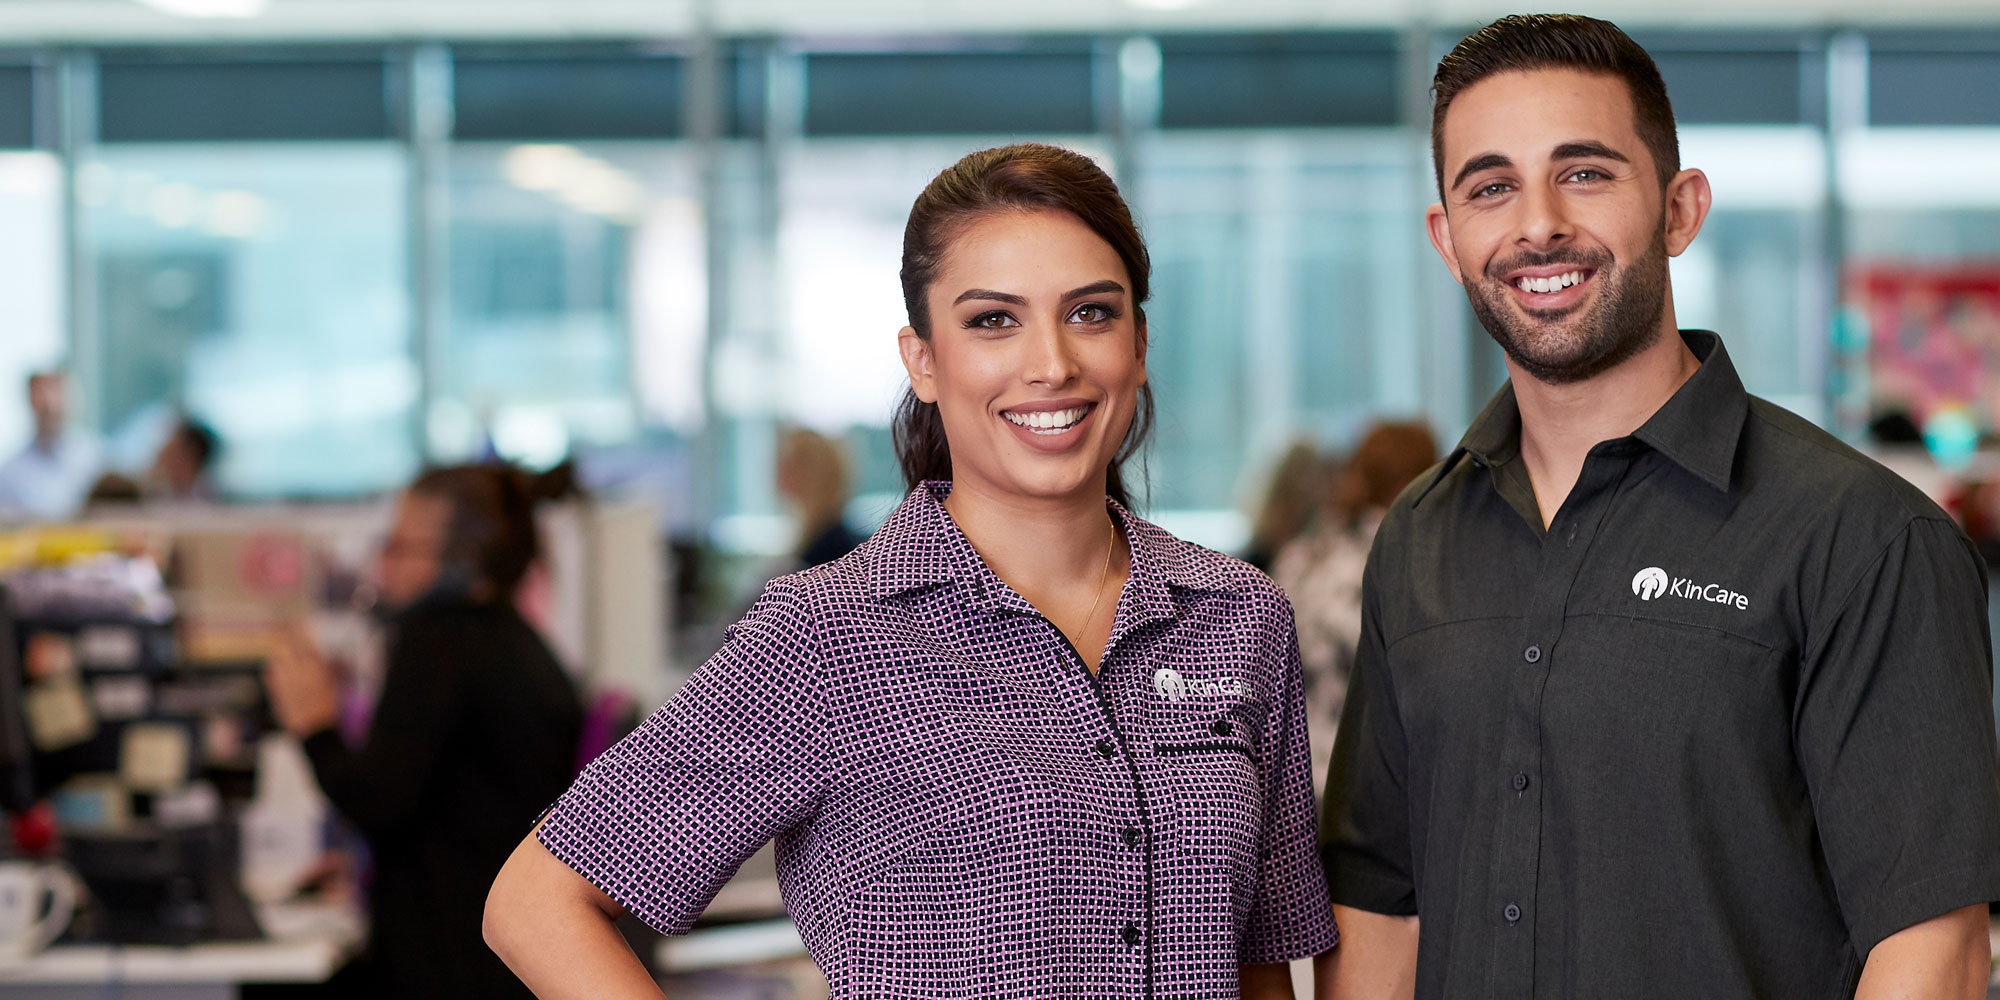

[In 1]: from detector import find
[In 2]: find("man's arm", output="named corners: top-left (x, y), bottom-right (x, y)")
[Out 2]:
top-left (1312, 905), bottom-right (1418, 1000)
top-left (1239, 962), bottom-right (1295, 999)
top-left (1854, 904), bottom-right (1990, 1000)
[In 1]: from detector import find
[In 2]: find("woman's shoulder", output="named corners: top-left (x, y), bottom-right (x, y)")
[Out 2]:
top-left (1122, 512), bottom-right (1293, 614)
top-left (733, 542), bottom-right (877, 636)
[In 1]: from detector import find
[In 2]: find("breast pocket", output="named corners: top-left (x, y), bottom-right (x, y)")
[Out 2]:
top-left (1156, 733), bottom-right (1265, 904)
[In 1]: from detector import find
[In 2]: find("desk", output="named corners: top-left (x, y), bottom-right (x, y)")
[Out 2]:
top-left (0, 901), bottom-right (360, 1000)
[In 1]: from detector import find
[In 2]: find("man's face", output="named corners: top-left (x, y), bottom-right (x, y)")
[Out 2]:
top-left (1427, 68), bottom-right (1682, 385)
top-left (26, 375), bottom-right (64, 433)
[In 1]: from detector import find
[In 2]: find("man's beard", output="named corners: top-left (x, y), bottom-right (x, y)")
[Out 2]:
top-left (1465, 226), bottom-right (1670, 386)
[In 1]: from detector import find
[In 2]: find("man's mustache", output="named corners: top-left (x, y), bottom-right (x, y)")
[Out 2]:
top-left (1484, 247), bottom-right (1613, 280)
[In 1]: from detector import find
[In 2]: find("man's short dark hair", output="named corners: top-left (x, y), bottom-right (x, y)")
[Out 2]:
top-left (1431, 14), bottom-right (1680, 200)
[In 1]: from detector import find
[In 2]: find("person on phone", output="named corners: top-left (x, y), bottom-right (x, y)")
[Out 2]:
top-left (265, 463), bottom-right (583, 1000)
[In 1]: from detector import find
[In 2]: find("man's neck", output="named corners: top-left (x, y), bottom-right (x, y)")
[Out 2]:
top-left (1512, 326), bottom-right (1701, 528)
top-left (31, 426), bottom-right (62, 454)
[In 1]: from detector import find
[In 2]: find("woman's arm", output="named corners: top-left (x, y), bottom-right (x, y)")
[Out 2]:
top-left (484, 831), bottom-right (666, 1000)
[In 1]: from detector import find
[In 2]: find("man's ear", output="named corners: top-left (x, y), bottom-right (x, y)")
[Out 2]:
top-left (1662, 168), bottom-right (1713, 257)
top-left (898, 326), bottom-right (938, 404)
top-left (1424, 203), bottom-right (1466, 285)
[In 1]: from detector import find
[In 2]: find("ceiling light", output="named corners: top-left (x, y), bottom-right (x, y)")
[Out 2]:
top-left (132, 0), bottom-right (269, 19)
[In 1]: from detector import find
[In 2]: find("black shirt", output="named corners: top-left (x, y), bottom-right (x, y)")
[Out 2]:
top-left (303, 598), bottom-right (582, 1000)
top-left (1320, 331), bottom-right (2000, 999)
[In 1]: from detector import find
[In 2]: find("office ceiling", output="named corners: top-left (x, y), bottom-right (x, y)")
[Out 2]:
top-left (0, 0), bottom-right (1994, 45)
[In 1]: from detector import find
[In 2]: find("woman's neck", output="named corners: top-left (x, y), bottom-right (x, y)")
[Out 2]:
top-left (942, 477), bottom-right (1117, 602)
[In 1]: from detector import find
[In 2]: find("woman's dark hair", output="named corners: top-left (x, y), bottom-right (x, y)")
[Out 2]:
top-left (408, 459), bottom-right (582, 601)
top-left (894, 142), bottom-right (1154, 510)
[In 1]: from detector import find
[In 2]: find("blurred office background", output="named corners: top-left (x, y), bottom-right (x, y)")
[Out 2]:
top-left (1, 0), bottom-right (1999, 995)
top-left (3, 1), bottom-right (1997, 566)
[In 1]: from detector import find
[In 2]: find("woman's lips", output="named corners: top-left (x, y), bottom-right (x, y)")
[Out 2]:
top-left (999, 402), bottom-right (1098, 452)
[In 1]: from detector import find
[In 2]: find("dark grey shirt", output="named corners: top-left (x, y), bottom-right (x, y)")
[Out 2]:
top-left (1321, 330), bottom-right (2000, 999)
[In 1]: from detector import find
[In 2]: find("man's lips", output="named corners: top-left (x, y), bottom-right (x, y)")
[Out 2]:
top-left (1500, 264), bottom-right (1599, 311)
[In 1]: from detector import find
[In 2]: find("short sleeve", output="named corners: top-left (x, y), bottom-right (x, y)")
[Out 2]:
top-left (536, 582), bottom-right (831, 935)
top-left (1239, 604), bottom-right (1340, 962)
top-left (1795, 517), bottom-right (2000, 953)
top-left (1318, 543), bottom-right (1418, 916)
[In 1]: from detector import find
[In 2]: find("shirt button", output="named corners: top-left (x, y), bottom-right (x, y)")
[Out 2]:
top-left (1094, 738), bottom-right (1116, 759)
top-left (1504, 903), bottom-right (1522, 923)
top-left (1120, 922), bottom-right (1140, 946)
top-left (1512, 772), bottom-right (1529, 792)
top-left (1523, 645), bottom-right (1542, 664)
top-left (1122, 826), bottom-right (1141, 848)
top-left (1211, 719), bottom-right (1232, 737)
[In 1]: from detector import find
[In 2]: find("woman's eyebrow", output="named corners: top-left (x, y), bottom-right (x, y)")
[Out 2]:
top-left (953, 288), bottom-right (1027, 306)
top-left (1063, 280), bottom-right (1126, 300)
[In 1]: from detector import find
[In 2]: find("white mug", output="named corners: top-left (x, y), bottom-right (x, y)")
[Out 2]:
top-left (0, 862), bottom-right (76, 963)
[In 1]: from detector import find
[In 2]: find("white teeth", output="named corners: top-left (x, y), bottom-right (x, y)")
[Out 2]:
top-left (1516, 270), bottom-right (1584, 294)
top-left (1003, 406), bottom-right (1089, 435)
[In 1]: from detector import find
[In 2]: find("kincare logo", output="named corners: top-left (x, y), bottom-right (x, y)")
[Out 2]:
top-left (1631, 565), bottom-right (1749, 611)
top-left (1153, 668), bottom-right (1251, 703)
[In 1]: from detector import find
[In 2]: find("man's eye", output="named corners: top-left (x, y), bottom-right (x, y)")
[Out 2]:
top-left (1471, 182), bottom-right (1510, 199)
top-left (1569, 169), bottom-right (1604, 183)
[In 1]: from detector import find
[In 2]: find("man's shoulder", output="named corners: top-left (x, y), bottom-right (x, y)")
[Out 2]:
top-left (1741, 397), bottom-right (1950, 528)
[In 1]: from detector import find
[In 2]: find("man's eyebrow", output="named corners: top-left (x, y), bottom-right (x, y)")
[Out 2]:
top-left (1551, 140), bottom-right (1630, 164)
top-left (1062, 280), bottom-right (1125, 300)
top-left (953, 288), bottom-right (1028, 306)
top-left (1451, 153), bottom-right (1513, 191)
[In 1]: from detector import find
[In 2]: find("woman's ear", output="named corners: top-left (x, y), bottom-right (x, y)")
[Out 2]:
top-left (898, 326), bottom-right (939, 404)
top-left (1134, 320), bottom-right (1149, 387)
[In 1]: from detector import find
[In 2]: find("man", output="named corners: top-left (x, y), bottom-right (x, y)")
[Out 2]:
top-left (0, 371), bottom-right (101, 521)
top-left (1317, 15), bottom-right (2000, 1000)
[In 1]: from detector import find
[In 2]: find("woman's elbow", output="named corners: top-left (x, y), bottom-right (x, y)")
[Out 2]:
top-left (483, 833), bottom-right (574, 963)
top-left (483, 856), bottom-right (532, 962)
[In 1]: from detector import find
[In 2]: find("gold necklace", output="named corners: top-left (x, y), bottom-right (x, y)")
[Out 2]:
top-left (1078, 522), bottom-right (1116, 635)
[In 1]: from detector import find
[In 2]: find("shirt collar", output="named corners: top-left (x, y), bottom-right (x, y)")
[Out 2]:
top-left (1414, 330), bottom-right (1749, 506)
top-left (863, 482), bottom-right (1239, 616)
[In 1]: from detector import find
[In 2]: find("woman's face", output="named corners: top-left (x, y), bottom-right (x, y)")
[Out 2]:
top-left (377, 491), bottom-right (452, 609)
top-left (899, 209), bottom-right (1147, 505)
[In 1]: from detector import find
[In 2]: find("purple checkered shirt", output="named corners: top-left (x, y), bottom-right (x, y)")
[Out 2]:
top-left (538, 482), bottom-right (1337, 996)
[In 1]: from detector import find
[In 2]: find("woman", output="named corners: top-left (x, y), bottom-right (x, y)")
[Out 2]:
top-left (264, 464), bottom-right (583, 999)
top-left (484, 143), bottom-right (1335, 998)
top-left (1271, 420), bottom-right (1436, 789)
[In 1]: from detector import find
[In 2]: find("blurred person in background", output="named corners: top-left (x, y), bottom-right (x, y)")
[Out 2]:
top-left (0, 370), bottom-right (102, 521)
top-left (775, 425), bottom-right (865, 569)
top-left (1241, 439), bottom-right (1329, 572)
top-left (486, 142), bottom-right (1334, 999)
top-left (1271, 420), bottom-right (1435, 789)
top-left (147, 414), bottom-right (221, 502)
top-left (264, 463), bottom-right (583, 1000)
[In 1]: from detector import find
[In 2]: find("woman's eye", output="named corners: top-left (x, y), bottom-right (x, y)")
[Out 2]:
top-left (967, 311), bottom-right (1018, 330)
top-left (1070, 303), bottom-right (1117, 324)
